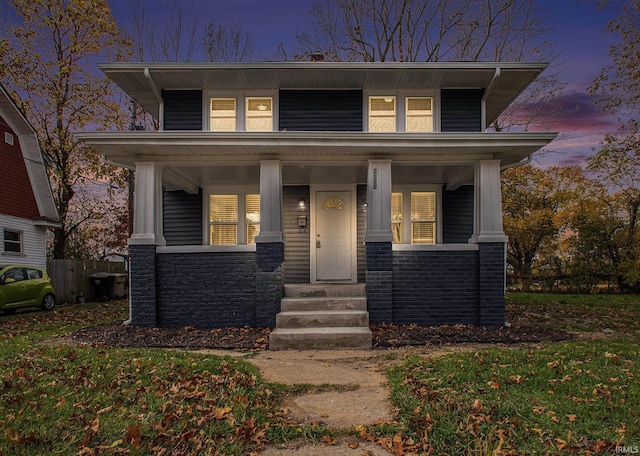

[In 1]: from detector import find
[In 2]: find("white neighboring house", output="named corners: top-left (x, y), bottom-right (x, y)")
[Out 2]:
top-left (0, 84), bottom-right (59, 268)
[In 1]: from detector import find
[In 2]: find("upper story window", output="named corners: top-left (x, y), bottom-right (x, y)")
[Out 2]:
top-left (406, 97), bottom-right (433, 132)
top-left (369, 96), bottom-right (396, 132)
top-left (246, 97), bottom-right (273, 131)
top-left (210, 98), bottom-right (236, 131)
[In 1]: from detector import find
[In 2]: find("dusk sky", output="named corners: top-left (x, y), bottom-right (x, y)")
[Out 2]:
top-left (1, 0), bottom-right (623, 166)
top-left (106, 0), bottom-right (625, 168)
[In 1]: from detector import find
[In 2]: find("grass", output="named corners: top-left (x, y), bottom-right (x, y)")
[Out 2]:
top-left (381, 292), bottom-right (640, 455)
top-left (1, 293), bottom-right (639, 455)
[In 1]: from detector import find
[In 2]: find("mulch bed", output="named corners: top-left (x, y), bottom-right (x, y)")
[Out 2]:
top-left (70, 320), bottom-right (572, 350)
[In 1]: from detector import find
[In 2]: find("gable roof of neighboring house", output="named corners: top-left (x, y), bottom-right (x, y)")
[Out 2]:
top-left (0, 83), bottom-right (59, 225)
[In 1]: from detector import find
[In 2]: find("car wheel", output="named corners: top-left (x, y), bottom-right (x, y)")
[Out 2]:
top-left (41, 294), bottom-right (55, 311)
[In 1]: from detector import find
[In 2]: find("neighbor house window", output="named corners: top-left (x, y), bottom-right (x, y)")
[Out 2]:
top-left (406, 97), bottom-right (433, 132)
top-left (209, 194), bottom-right (260, 245)
top-left (391, 190), bottom-right (438, 245)
top-left (210, 98), bottom-right (236, 131)
top-left (369, 96), bottom-right (396, 132)
top-left (3, 229), bottom-right (22, 254)
top-left (246, 97), bottom-right (273, 131)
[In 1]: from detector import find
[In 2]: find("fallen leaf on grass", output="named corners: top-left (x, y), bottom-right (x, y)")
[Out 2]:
top-left (322, 435), bottom-right (337, 446)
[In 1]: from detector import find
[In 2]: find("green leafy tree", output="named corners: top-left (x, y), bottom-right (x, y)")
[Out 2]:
top-left (502, 165), bottom-right (586, 291)
top-left (1, 0), bottom-right (131, 258)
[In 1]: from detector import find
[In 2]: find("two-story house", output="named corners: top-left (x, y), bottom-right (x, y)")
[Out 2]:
top-left (0, 84), bottom-right (59, 269)
top-left (76, 62), bottom-right (556, 349)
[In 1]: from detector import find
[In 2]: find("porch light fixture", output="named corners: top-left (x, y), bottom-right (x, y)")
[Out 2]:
top-left (299, 198), bottom-right (305, 209)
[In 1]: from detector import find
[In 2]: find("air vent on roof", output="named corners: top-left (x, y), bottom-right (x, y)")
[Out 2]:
top-left (5, 132), bottom-right (14, 145)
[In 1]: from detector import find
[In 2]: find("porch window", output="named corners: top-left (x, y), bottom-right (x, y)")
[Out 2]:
top-left (210, 98), bottom-right (236, 131)
top-left (411, 192), bottom-right (436, 244)
top-left (369, 96), bottom-right (396, 132)
top-left (246, 97), bottom-right (273, 131)
top-left (391, 189), bottom-right (438, 245)
top-left (245, 194), bottom-right (261, 244)
top-left (391, 193), bottom-right (403, 243)
top-left (2, 228), bottom-right (22, 254)
top-left (406, 97), bottom-right (433, 132)
top-left (209, 193), bottom-right (261, 245)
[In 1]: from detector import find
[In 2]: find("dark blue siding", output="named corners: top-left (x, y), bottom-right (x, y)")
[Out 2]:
top-left (441, 89), bottom-right (484, 132)
top-left (279, 90), bottom-right (363, 131)
top-left (443, 185), bottom-right (474, 243)
top-left (163, 90), bottom-right (202, 130)
top-left (163, 190), bottom-right (203, 246)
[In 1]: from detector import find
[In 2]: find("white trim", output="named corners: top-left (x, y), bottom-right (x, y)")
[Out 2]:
top-left (157, 245), bottom-right (256, 254)
top-left (392, 243), bottom-right (478, 251)
top-left (310, 185), bottom-right (358, 283)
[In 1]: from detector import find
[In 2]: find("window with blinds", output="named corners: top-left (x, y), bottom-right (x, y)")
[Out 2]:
top-left (406, 97), bottom-right (433, 132)
top-left (209, 195), bottom-right (238, 245)
top-left (246, 97), bottom-right (273, 131)
top-left (391, 193), bottom-right (403, 244)
top-left (245, 194), bottom-right (260, 244)
top-left (369, 96), bottom-right (396, 132)
top-left (210, 98), bottom-right (236, 131)
top-left (411, 192), bottom-right (436, 244)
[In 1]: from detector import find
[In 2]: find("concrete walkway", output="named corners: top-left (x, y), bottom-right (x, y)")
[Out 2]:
top-left (250, 349), bottom-right (394, 455)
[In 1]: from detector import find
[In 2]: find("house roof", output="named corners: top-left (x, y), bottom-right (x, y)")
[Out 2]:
top-left (0, 84), bottom-right (59, 224)
top-left (99, 61), bottom-right (549, 126)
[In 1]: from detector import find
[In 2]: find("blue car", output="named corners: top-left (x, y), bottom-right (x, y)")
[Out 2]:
top-left (0, 265), bottom-right (56, 314)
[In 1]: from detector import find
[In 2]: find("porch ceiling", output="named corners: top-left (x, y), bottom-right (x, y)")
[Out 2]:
top-left (98, 61), bottom-right (548, 126)
top-left (76, 131), bottom-right (555, 194)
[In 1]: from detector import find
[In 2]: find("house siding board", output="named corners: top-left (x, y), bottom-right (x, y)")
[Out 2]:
top-left (156, 252), bottom-right (257, 328)
top-left (443, 185), bottom-right (474, 243)
top-left (283, 186), bottom-right (310, 283)
top-left (441, 89), bottom-right (484, 132)
top-left (392, 249), bottom-right (479, 325)
top-left (0, 214), bottom-right (47, 268)
top-left (162, 89), bottom-right (203, 131)
top-left (0, 117), bottom-right (41, 220)
top-left (163, 189), bottom-right (203, 246)
top-left (279, 90), bottom-right (363, 131)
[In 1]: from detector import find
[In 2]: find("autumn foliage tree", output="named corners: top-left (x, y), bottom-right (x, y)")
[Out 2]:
top-left (1, 0), bottom-right (131, 258)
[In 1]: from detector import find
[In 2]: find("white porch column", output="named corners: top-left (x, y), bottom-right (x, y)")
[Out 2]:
top-left (129, 161), bottom-right (166, 246)
top-left (470, 159), bottom-right (508, 243)
top-left (365, 160), bottom-right (394, 243)
top-left (255, 159), bottom-right (284, 243)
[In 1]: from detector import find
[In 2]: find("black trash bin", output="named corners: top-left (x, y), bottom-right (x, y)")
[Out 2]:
top-left (89, 272), bottom-right (116, 301)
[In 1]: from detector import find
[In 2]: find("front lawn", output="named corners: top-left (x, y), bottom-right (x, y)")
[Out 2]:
top-left (1, 293), bottom-right (639, 455)
top-left (0, 303), bottom-right (279, 455)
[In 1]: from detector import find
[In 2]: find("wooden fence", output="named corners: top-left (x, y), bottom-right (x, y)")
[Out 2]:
top-left (46, 259), bottom-right (127, 304)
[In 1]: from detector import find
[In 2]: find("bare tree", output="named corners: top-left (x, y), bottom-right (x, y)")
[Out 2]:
top-left (295, 0), bottom-right (563, 131)
top-left (202, 22), bottom-right (255, 62)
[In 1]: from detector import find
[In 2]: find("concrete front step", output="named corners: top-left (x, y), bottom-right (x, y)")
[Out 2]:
top-left (281, 296), bottom-right (367, 312)
top-left (269, 327), bottom-right (373, 350)
top-left (276, 310), bottom-right (369, 328)
top-left (284, 283), bottom-right (366, 298)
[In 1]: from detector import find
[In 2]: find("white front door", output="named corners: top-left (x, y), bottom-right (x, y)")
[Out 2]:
top-left (315, 190), bottom-right (353, 281)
